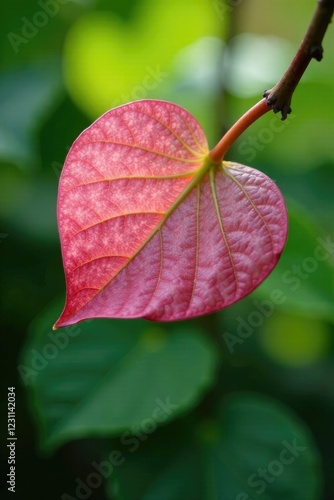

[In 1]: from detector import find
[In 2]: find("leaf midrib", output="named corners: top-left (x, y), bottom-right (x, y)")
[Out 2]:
top-left (63, 153), bottom-right (214, 323)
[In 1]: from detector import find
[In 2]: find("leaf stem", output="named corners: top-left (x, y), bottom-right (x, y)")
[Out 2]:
top-left (209, 98), bottom-right (271, 164)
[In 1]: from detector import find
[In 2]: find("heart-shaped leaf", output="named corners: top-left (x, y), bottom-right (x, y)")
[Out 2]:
top-left (55, 100), bottom-right (287, 328)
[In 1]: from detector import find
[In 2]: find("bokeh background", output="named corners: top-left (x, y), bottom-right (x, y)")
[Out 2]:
top-left (1, 0), bottom-right (334, 498)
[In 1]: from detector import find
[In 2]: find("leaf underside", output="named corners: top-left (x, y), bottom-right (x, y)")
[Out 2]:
top-left (55, 100), bottom-right (287, 328)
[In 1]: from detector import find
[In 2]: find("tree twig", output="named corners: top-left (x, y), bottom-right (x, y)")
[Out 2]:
top-left (209, 0), bottom-right (334, 163)
top-left (264, 0), bottom-right (334, 120)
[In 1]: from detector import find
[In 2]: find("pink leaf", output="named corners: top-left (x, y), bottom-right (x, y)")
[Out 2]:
top-left (54, 100), bottom-right (287, 328)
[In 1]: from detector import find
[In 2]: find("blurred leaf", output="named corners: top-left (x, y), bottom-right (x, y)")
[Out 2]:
top-left (107, 420), bottom-right (203, 500)
top-left (0, 60), bottom-right (63, 169)
top-left (107, 393), bottom-right (322, 499)
top-left (254, 202), bottom-right (334, 321)
top-left (200, 394), bottom-right (322, 499)
top-left (21, 297), bottom-right (218, 452)
top-left (63, 0), bottom-right (220, 117)
top-left (259, 312), bottom-right (331, 367)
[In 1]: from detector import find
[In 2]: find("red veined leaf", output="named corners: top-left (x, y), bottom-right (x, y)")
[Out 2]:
top-left (54, 100), bottom-right (287, 328)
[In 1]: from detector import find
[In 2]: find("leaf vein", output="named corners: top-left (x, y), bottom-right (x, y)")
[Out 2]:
top-left (81, 140), bottom-right (203, 163)
top-left (68, 211), bottom-right (164, 242)
top-left (223, 168), bottom-right (275, 253)
top-left (187, 185), bottom-right (200, 311)
top-left (210, 169), bottom-right (238, 294)
top-left (132, 108), bottom-right (207, 158)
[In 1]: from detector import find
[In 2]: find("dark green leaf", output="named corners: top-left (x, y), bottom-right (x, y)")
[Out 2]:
top-left (21, 297), bottom-right (218, 452)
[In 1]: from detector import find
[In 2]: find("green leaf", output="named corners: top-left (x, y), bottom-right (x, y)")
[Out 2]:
top-left (107, 420), bottom-right (204, 500)
top-left (107, 394), bottom-right (322, 500)
top-left (201, 394), bottom-right (321, 500)
top-left (20, 297), bottom-right (218, 452)
top-left (0, 61), bottom-right (63, 169)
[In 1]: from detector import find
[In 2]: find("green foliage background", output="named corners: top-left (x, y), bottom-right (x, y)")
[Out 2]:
top-left (1, 0), bottom-right (334, 498)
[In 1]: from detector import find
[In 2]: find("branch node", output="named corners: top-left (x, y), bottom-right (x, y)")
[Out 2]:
top-left (310, 44), bottom-right (324, 60)
top-left (263, 89), bottom-right (292, 121)
top-left (261, 0), bottom-right (334, 119)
